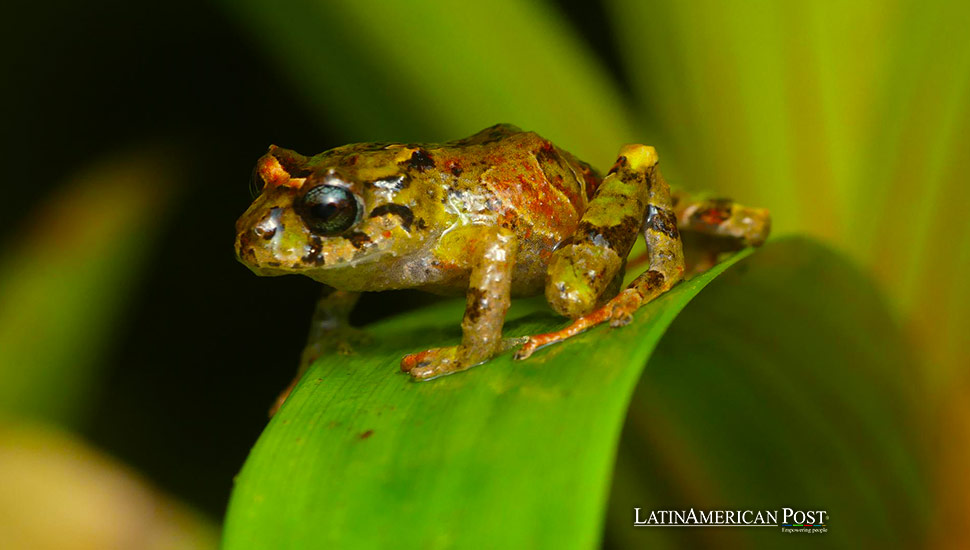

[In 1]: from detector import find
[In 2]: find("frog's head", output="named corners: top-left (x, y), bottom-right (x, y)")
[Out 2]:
top-left (235, 145), bottom-right (435, 286)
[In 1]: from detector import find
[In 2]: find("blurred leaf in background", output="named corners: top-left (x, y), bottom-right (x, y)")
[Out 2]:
top-left (0, 421), bottom-right (217, 550)
top-left (604, 0), bottom-right (970, 383)
top-left (0, 149), bottom-right (217, 549)
top-left (606, 238), bottom-right (930, 549)
top-left (218, 0), bottom-right (638, 160)
top-left (0, 148), bottom-right (180, 425)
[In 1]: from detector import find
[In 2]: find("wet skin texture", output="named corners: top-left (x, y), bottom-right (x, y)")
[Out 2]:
top-left (235, 124), bottom-right (770, 402)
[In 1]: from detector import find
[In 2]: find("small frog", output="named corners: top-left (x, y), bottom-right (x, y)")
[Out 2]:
top-left (236, 124), bottom-right (769, 397)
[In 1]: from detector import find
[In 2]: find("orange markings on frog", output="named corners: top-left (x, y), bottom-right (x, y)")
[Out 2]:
top-left (257, 154), bottom-right (305, 189)
top-left (700, 207), bottom-right (730, 226)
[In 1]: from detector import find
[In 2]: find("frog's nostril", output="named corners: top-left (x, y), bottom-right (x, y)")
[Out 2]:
top-left (253, 224), bottom-right (276, 240)
top-left (253, 207), bottom-right (283, 241)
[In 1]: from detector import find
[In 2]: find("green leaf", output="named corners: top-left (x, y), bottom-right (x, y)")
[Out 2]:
top-left (223, 237), bottom-right (927, 548)
top-left (223, 248), bottom-right (749, 549)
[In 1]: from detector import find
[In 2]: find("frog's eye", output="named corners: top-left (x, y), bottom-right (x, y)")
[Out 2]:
top-left (298, 184), bottom-right (362, 235)
top-left (249, 165), bottom-right (265, 198)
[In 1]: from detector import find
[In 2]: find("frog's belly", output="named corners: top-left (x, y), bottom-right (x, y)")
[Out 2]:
top-left (326, 220), bottom-right (568, 296)
top-left (415, 235), bottom-right (560, 297)
top-left (410, 260), bottom-right (549, 297)
top-left (510, 262), bottom-right (551, 297)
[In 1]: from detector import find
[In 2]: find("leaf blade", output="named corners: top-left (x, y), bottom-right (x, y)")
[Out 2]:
top-left (223, 238), bottom-right (928, 548)
top-left (223, 249), bottom-right (751, 549)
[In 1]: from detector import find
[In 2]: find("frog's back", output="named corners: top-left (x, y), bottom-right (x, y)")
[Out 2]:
top-left (440, 124), bottom-right (599, 236)
top-left (432, 124), bottom-right (602, 292)
top-left (302, 124), bottom-right (602, 296)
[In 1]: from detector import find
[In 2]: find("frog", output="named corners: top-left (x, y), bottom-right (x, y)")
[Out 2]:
top-left (235, 124), bottom-right (770, 401)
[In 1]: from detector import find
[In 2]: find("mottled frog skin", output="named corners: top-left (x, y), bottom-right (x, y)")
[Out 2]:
top-left (235, 124), bottom-right (769, 404)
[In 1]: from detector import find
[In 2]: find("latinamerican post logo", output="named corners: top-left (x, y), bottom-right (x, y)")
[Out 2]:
top-left (633, 507), bottom-right (828, 534)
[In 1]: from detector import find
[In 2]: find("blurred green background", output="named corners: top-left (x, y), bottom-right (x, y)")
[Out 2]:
top-left (1, 0), bottom-right (967, 548)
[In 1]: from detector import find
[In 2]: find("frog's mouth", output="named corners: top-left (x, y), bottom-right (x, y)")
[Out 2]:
top-left (234, 232), bottom-right (284, 276)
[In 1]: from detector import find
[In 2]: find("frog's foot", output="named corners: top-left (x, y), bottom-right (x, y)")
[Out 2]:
top-left (401, 346), bottom-right (462, 380)
top-left (515, 306), bottom-right (613, 360)
top-left (402, 337), bottom-right (526, 380)
top-left (604, 288), bottom-right (643, 327)
top-left (515, 288), bottom-right (650, 360)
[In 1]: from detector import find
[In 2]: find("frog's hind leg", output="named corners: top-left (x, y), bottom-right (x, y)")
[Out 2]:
top-left (672, 191), bottom-right (771, 274)
top-left (516, 145), bottom-right (685, 359)
top-left (672, 191), bottom-right (771, 246)
top-left (627, 193), bottom-right (771, 272)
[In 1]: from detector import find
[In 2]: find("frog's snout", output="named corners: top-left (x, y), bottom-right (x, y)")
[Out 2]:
top-left (235, 206), bottom-right (283, 268)
top-left (252, 207), bottom-right (283, 241)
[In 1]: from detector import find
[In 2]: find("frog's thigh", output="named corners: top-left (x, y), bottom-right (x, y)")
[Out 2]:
top-left (402, 227), bottom-right (518, 380)
top-left (519, 145), bottom-right (686, 359)
top-left (544, 144), bottom-right (655, 318)
top-left (667, 192), bottom-right (772, 274)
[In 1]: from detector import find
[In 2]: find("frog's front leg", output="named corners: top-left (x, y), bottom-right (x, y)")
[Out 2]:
top-left (270, 287), bottom-right (364, 415)
top-left (401, 227), bottom-right (518, 380)
top-left (516, 145), bottom-right (685, 359)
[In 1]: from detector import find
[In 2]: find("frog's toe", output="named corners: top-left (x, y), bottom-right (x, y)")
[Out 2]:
top-left (609, 313), bottom-right (634, 327)
top-left (514, 338), bottom-right (544, 360)
top-left (401, 346), bottom-right (460, 380)
top-left (400, 349), bottom-right (430, 373)
top-left (608, 303), bottom-right (636, 327)
top-left (409, 362), bottom-right (450, 381)
top-left (607, 289), bottom-right (641, 327)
